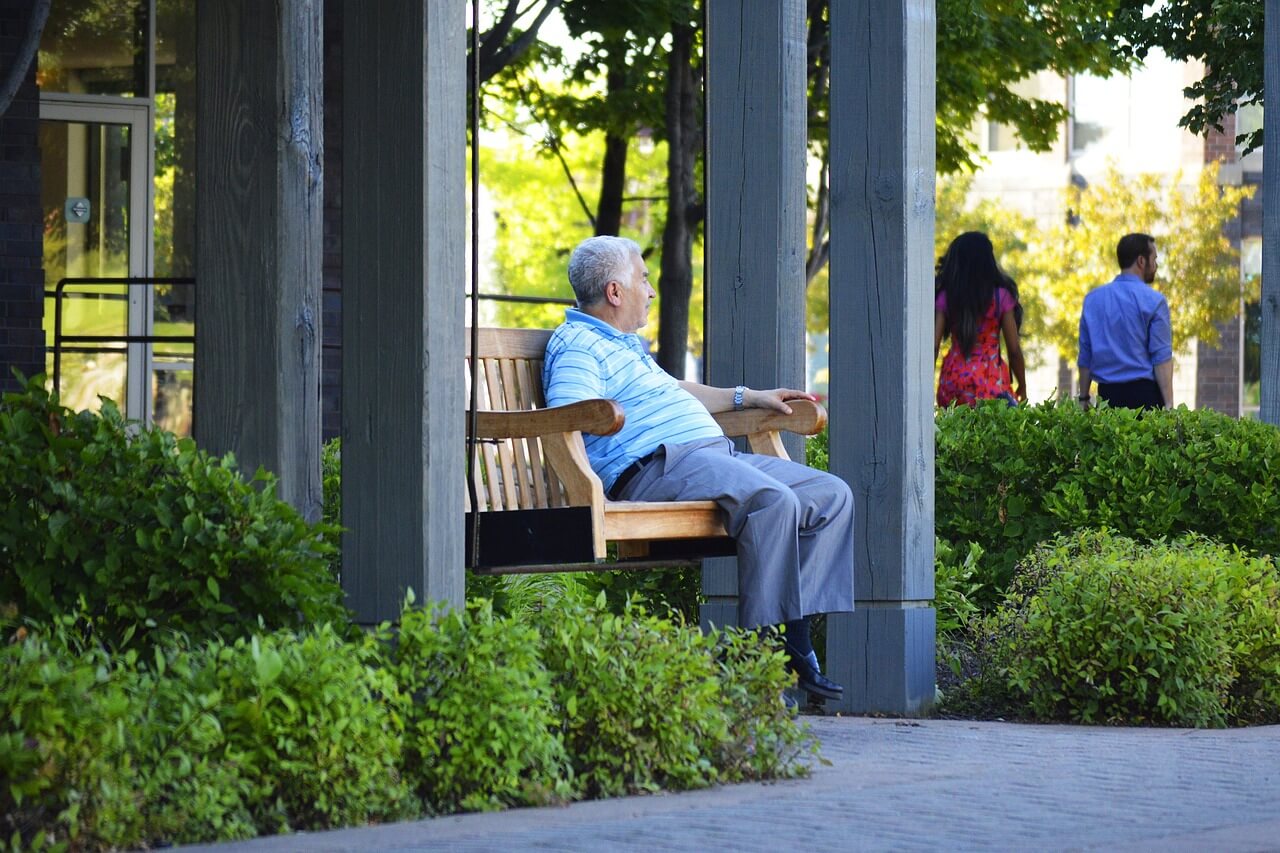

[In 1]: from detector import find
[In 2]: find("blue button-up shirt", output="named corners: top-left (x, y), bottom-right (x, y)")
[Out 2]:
top-left (543, 309), bottom-right (724, 491)
top-left (1077, 273), bottom-right (1173, 384)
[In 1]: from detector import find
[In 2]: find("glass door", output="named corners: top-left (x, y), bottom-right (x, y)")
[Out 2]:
top-left (40, 98), bottom-right (152, 422)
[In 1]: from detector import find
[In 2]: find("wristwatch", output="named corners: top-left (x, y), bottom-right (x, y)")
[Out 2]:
top-left (1077, 393), bottom-right (1091, 400)
top-left (733, 385), bottom-right (746, 411)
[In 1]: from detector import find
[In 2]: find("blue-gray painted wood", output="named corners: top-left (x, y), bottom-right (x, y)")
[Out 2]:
top-left (702, 0), bottom-right (809, 631)
top-left (827, 606), bottom-right (936, 714)
top-left (1262, 0), bottom-right (1278, 426)
top-left (194, 0), bottom-right (323, 521)
top-left (341, 0), bottom-right (465, 622)
top-left (825, 0), bottom-right (936, 715)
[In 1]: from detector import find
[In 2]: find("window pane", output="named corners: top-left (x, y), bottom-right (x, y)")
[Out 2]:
top-left (1237, 102), bottom-right (1263, 149)
top-left (153, 0), bottom-right (197, 279)
top-left (1071, 74), bottom-right (1129, 154)
top-left (38, 0), bottom-right (149, 97)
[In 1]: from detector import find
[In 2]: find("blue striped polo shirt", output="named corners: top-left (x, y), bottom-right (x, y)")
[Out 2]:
top-left (543, 309), bottom-right (724, 491)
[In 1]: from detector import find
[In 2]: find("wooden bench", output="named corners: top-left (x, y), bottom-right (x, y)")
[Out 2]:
top-left (465, 327), bottom-right (827, 573)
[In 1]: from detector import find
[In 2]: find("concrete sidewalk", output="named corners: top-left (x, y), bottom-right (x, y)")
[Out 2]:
top-left (179, 716), bottom-right (1280, 852)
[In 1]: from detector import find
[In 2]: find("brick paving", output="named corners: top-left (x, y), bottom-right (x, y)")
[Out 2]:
top-left (178, 715), bottom-right (1280, 852)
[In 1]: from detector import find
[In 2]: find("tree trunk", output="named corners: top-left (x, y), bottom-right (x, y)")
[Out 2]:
top-left (656, 21), bottom-right (700, 378)
top-left (595, 132), bottom-right (627, 236)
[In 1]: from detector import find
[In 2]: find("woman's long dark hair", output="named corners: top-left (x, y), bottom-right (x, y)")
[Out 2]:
top-left (935, 231), bottom-right (1020, 358)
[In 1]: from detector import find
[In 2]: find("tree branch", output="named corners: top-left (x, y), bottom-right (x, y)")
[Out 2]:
top-left (0, 0), bottom-right (50, 118)
top-left (481, 0), bottom-right (563, 83)
top-left (806, 154), bottom-right (830, 285)
top-left (514, 73), bottom-right (596, 232)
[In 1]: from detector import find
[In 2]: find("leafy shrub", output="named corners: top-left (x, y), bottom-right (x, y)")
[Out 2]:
top-left (934, 537), bottom-right (984, 634)
top-left (321, 437), bottom-right (343, 581)
top-left (1, 615), bottom-right (144, 851)
top-left (538, 595), bottom-right (799, 797)
top-left (2, 613), bottom-right (412, 849)
top-left (466, 571), bottom-right (594, 620)
top-left (714, 627), bottom-right (819, 780)
top-left (4, 594), bottom-right (820, 846)
top-left (385, 598), bottom-right (571, 813)
top-left (193, 625), bottom-right (417, 833)
top-left (935, 402), bottom-right (1280, 602)
top-left (577, 565), bottom-right (702, 623)
top-left (129, 645), bottom-right (258, 846)
top-left (964, 530), bottom-right (1280, 727)
top-left (0, 378), bottom-right (349, 649)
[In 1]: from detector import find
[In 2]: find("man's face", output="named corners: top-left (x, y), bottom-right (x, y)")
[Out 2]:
top-left (1140, 244), bottom-right (1159, 284)
top-left (612, 253), bottom-right (656, 333)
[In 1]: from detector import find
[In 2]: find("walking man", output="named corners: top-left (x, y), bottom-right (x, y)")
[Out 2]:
top-left (1077, 233), bottom-right (1174, 409)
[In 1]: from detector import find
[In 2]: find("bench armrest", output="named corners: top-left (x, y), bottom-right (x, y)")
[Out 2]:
top-left (712, 399), bottom-right (827, 438)
top-left (467, 398), bottom-right (625, 439)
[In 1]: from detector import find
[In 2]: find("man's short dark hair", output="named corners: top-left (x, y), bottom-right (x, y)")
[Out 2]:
top-left (1116, 233), bottom-right (1155, 270)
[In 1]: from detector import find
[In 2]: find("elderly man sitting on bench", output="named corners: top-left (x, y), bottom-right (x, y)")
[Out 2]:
top-left (542, 235), bottom-right (856, 701)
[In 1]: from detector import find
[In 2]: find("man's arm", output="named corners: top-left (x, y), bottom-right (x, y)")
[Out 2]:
top-left (1149, 299), bottom-right (1174, 408)
top-left (1077, 307), bottom-right (1093, 408)
top-left (1154, 359), bottom-right (1174, 409)
top-left (1076, 366), bottom-right (1092, 409)
top-left (676, 380), bottom-right (816, 415)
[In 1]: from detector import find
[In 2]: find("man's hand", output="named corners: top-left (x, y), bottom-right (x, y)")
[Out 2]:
top-left (745, 388), bottom-right (817, 416)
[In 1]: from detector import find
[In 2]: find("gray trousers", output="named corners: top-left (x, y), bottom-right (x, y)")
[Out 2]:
top-left (615, 436), bottom-right (855, 628)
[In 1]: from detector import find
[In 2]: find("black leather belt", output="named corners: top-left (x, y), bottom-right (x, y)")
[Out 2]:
top-left (608, 450), bottom-right (657, 500)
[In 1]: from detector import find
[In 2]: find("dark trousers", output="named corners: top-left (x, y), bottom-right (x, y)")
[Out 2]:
top-left (1097, 378), bottom-right (1164, 410)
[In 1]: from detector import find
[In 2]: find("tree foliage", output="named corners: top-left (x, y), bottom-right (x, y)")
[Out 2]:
top-left (933, 0), bottom-right (1130, 173)
top-left (804, 0), bottom-right (1134, 283)
top-left (1028, 162), bottom-right (1256, 359)
top-left (1108, 0), bottom-right (1265, 152)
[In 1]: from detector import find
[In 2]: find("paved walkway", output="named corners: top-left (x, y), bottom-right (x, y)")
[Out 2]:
top-left (180, 715), bottom-right (1280, 852)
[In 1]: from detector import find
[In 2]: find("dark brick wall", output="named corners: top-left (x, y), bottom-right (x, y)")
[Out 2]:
top-left (0, 1), bottom-right (44, 392)
top-left (322, 2), bottom-right (342, 441)
top-left (1195, 315), bottom-right (1242, 416)
top-left (1204, 113), bottom-right (1238, 164)
top-left (1193, 111), bottom-right (1260, 417)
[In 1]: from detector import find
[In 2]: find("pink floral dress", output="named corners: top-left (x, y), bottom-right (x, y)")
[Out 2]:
top-left (936, 287), bottom-right (1016, 407)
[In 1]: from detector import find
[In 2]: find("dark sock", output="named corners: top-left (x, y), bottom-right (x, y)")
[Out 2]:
top-left (781, 618), bottom-right (812, 657)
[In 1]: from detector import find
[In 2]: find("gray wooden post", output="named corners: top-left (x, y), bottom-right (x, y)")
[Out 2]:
top-left (195, 0), bottom-right (323, 521)
top-left (824, 0), bottom-right (936, 715)
top-left (340, 0), bottom-right (465, 622)
top-left (702, 0), bottom-right (809, 630)
top-left (1261, 0), bottom-right (1279, 426)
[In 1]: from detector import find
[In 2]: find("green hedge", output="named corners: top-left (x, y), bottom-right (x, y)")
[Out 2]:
top-left (3, 597), bottom-right (815, 849)
top-left (0, 379), bottom-right (348, 649)
top-left (386, 598), bottom-right (572, 814)
top-left (953, 530), bottom-right (1280, 727)
top-left (935, 402), bottom-right (1280, 602)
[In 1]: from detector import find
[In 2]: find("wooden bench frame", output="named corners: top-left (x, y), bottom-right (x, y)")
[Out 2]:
top-left (466, 327), bottom-right (827, 571)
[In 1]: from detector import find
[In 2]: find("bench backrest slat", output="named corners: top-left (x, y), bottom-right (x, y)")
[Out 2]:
top-left (466, 328), bottom-right (565, 513)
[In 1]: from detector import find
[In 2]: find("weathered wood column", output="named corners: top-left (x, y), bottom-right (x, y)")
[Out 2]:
top-left (1261, 0), bottom-right (1278, 426)
top-left (702, 0), bottom-right (809, 629)
top-left (825, 0), bottom-right (936, 715)
top-left (340, 0), bottom-right (465, 622)
top-left (195, 0), bottom-right (324, 520)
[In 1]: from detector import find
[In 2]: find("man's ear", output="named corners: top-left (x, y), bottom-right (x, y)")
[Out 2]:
top-left (606, 280), bottom-right (623, 305)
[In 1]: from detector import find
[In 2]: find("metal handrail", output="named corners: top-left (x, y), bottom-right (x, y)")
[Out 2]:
top-left (50, 276), bottom-right (195, 396)
top-left (465, 292), bottom-right (575, 306)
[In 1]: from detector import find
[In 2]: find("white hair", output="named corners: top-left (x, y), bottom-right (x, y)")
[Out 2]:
top-left (567, 236), bottom-right (642, 306)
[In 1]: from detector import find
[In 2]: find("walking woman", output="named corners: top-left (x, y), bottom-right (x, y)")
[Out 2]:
top-left (933, 231), bottom-right (1027, 407)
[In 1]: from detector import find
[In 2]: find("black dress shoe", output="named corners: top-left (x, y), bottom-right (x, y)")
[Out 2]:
top-left (786, 648), bottom-right (844, 701)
